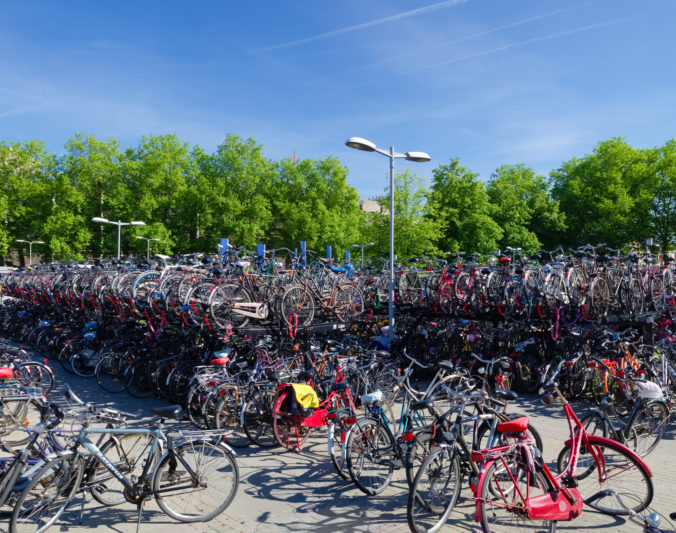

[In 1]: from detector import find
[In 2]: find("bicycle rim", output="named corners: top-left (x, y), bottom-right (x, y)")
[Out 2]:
top-left (153, 440), bottom-right (239, 522)
top-left (407, 446), bottom-right (461, 533)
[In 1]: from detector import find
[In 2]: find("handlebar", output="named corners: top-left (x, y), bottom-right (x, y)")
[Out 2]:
top-left (403, 348), bottom-right (429, 369)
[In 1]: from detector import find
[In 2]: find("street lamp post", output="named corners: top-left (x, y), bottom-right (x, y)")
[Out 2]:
top-left (351, 242), bottom-right (375, 269)
top-left (15, 239), bottom-right (45, 266)
top-left (345, 137), bottom-right (430, 344)
top-left (91, 217), bottom-right (146, 260)
top-left (135, 236), bottom-right (160, 259)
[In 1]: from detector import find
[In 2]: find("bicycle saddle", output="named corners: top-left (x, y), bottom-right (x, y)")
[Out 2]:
top-left (330, 381), bottom-right (349, 392)
top-left (493, 389), bottom-right (518, 402)
top-left (151, 405), bottom-right (183, 420)
top-left (496, 416), bottom-right (529, 433)
top-left (410, 398), bottom-right (434, 411)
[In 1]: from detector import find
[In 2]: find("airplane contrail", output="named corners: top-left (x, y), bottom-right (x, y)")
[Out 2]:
top-left (251, 0), bottom-right (472, 53)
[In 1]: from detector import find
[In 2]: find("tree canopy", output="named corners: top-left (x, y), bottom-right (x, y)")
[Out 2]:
top-left (1, 133), bottom-right (675, 265)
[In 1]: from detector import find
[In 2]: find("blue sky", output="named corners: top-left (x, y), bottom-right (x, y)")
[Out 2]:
top-left (1, 0), bottom-right (674, 199)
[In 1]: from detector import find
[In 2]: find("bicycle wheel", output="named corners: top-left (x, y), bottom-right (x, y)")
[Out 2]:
top-left (589, 277), bottom-right (610, 317)
top-left (185, 384), bottom-right (210, 429)
top-left (328, 421), bottom-right (350, 481)
top-left (124, 361), bottom-right (155, 398)
top-left (478, 457), bottom-right (557, 533)
top-left (624, 400), bottom-right (669, 457)
top-left (214, 388), bottom-right (249, 448)
top-left (405, 430), bottom-right (435, 489)
top-left (556, 412), bottom-right (607, 470)
top-left (95, 354), bottom-right (127, 394)
top-left (272, 391), bottom-right (311, 452)
top-left (87, 433), bottom-right (156, 506)
top-left (407, 445), bottom-right (461, 533)
top-left (153, 439), bottom-right (239, 523)
top-left (9, 454), bottom-right (84, 533)
top-left (14, 362), bottom-right (54, 395)
top-left (243, 389), bottom-right (277, 448)
top-left (0, 397), bottom-right (44, 447)
top-left (345, 417), bottom-right (395, 495)
top-left (70, 349), bottom-right (99, 378)
top-left (209, 283), bottom-right (251, 329)
top-left (556, 435), bottom-right (653, 515)
top-left (334, 284), bottom-right (365, 321)
top-left (280, 285), bottom-right (315, 327)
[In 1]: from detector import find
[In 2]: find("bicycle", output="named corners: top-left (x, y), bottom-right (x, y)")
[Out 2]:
top-left (473, 356), bottom-right (654, 532)
top-left (9, 404), bottom-right (240, 533)
top-left (406, 389), bottom-right (543, 533)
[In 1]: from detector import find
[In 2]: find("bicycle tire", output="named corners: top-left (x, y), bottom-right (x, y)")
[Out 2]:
top-left (95, 354), bottom-right (127, 394)
top-left (208, 283), bottom-right (251, 329)
top-left (14, 362), bottom-right (54, 395)
top-left (555, 435), bottom-right (653, 515)
top-left (243, 389), bottom-right (277, 448)
top-left (70, 349), bottom-right (99, 378)
top-left (280, 285), bottom-right (315, 327)
top-left (123, 361), bottom-right (155, 398)
top-left (9, 454), bottom-right (84, 533)
top-left (152, 439), bottom-right (239, 523)
top-left (345, 417), bottom-right (395, 495)
top-left (623, 400), bottom-right (669, 457)
top-left (214, 388), bottom-right (249, 448)
top-left (272, 390), bottom-right (312, 452)
top-left (0, 397), bottom-right (44, 448)
top-left (478, 456), bottom-right (557, 533)
top-left (328, 421), bottom-right (351, 481)
top-left (407, 445), bottom-right (461, 533)
top-left (86, 433), bottom-right (156, 507)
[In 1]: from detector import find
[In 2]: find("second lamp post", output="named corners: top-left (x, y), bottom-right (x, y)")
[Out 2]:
top-left (92, 217), bottom-right (146, 260)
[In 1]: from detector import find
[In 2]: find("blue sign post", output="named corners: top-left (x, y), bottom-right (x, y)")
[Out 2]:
top-left (219, 238), bottom-right (229, 263)
top-left (257, 244), bottom-right (265, 269)
top-left (326, 245), bottom-right (332, 260)
top-left (300, 241), bottom-right (306, 266)
top-left (345, 249), bottom-right (351, 264)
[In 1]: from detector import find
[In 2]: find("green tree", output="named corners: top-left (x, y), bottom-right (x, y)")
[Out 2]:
top-left (367, 169), bottom-right (441, 259)
top-left (193, 135), bottom-right (276, 251)
top-left (550, 138), bottom-right (655, 248)
top-left (0, 141), bottom-right (56, 264)
top-left (487, 164), bottom-right (566, 251)
top-left (62, 134), bottom-right (128, 258)
top-left (429, 159), bottom-right (502, 254)
top-left (649, 139), bottom-right (676, 250)
top-left (270, 157), bottom-right (364, 253)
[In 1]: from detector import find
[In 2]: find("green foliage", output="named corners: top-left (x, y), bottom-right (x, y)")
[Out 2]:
top-left (429, 159), bottom-right (502, 254)
top-left (271, 157), bottom-right (364, 254)
top-left (550, 137), bottom-right (655, 248)
top-left (650, 139), bottom-right (676, 250)
top-left (2, 132), bottom-right (676, 265)
top-left (487, 164), bottom-right (566, 251)
top-left (368, 170), bottom-right (441, 259)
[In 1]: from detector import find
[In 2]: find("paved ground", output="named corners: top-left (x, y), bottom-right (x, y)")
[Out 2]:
top-left (2, 342), bottom-right (675, 533)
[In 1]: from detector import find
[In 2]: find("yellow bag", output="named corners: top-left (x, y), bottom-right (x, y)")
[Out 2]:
top-left (289, 383), bottom-right (319, 409)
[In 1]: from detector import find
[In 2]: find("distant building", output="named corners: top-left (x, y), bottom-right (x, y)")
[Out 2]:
top-left (359, 199), bottom-right (382, 213)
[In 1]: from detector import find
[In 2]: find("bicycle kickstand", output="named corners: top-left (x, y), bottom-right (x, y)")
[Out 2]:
top-left (135, 501), bottom-right (145, 533)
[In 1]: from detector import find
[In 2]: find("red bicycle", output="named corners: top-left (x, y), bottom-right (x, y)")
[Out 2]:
top-left (473, 356), bottom-right (653, 532)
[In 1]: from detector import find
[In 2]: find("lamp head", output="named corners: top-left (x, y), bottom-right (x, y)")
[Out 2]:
top-left (345, 137), bottom-right (376, 152)
top-left (91, 217), bottom-right (109, 223)
top-left (405, 151), bottom-right (431, 163)
top-left (130, 221), bottom-right (146, 226)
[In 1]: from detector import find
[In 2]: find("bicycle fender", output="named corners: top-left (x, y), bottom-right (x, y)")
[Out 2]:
top-left (563, 435), bottom-right (652, 477)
